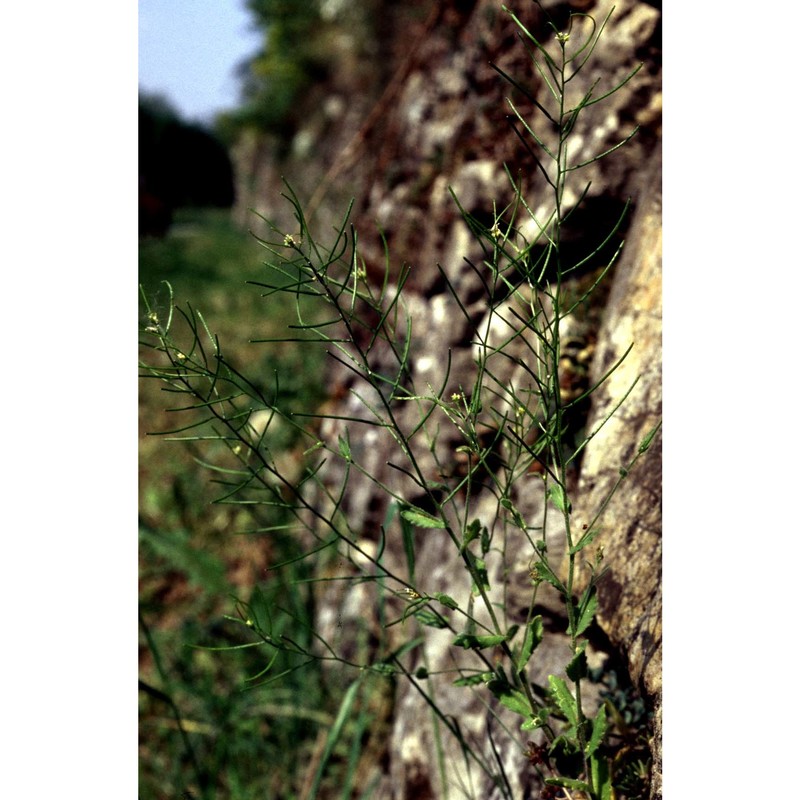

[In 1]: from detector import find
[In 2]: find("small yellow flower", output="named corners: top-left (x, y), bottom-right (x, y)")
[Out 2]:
top-left (556, 31), bottom-right (570, 43)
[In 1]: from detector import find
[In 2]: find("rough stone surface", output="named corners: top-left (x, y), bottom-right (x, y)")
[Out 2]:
top-left (568, 143), bottom-right (663, 800)
top-left (232, 1), bottom-right (662, 796)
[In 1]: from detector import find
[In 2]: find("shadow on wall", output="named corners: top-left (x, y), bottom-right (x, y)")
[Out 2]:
top-left (139, 93), bottom-right (236, 237)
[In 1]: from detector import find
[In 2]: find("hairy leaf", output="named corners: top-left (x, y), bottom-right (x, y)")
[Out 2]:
top-left (548, 675), bottom-right (579, 728)
top-left (488, 682), bottom-right (533, 717)
top-left (434, 592), bottom-right (459, 610)
top-left (453, 633), bottom-right (507, 650)
top-left (586, 705), bottom-right (608, 759)
top-left (569, 525), bottom-right (601, 555)
top-left (532, 559), bottom-right (566, 595)
top-left (516, 615), bottom-right (544, 672)
top-left (590, 752), bottom-right (613, 800)
top-left (547, 483), bottom-right (571, 513)
top-left (400, 507), bottom-right (446, 529)
top-left (566, 641), bottom-right (588, 681)
top-left (572, 586), bottom-right (598, 638)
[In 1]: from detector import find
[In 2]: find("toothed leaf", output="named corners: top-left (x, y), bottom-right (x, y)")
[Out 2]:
top-left (548, 675), bottom-right (579, 728)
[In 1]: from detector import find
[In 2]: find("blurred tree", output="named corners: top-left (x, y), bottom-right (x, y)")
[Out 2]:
top-left (216, 0), bottom-right (335, 143)
top-left (139, 92), bottom-right (235, 236)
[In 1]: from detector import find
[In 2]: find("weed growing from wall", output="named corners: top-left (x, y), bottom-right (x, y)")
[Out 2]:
top-left (140, 4), bottom-right (660, 797)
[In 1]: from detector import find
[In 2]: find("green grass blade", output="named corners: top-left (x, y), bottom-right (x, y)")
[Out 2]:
top-left (306, 676), bottom-right (363, 798)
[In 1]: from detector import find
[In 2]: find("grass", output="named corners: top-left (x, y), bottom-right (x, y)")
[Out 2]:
top-left (139, 208), bottom-right (343, 799)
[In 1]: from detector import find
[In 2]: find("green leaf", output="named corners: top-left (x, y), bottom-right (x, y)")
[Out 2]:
top-left (461, 519), bottom-right (482, 551)
top-left (572, 586), bottom-right (598, 638)
top-left (590, 752), bottom-right (613, 800)
top-left (337, 433), bottom-right (351, 461)
top-left (453, 672), bottom-right (493, 687)
top-left (545, 777), bottom-right (591, 792)
top-left (566, 641), bottom-right (588, 682)
top-left (488, 683), bottom-right (533, 717)
top-left (414, 610), bottom-right (448, 629)
top-left (480, 524), bottom-right (491, 555)
top-left (586, 705), bottom-right (608, 759)
top-left (306, 675), bottom-right (362, 797)
top-left (453, 633), bottom-right (507, 650)
top-left (531, 559), bottom-right (566, 595)
top-left (139, 525), bottom-right (227, 595)
top-left (465, 551), bottom-right (491, 593)
top-left (548, 675), bottom-right (579, 728)
top-left (434, 592), bottom-right (459, 610)
top-left (485, 669), bottom-right (533, 718)
top-left (547, 483), bottom-right (571, 513)
top-left (569, 525), bottom-right (601, 555)
top-left (396, 503), bottom-right (417, 583)
top-left (400, 507), bottom-right (446, 529)
top-left (516, 615), bottom-right (544, 672)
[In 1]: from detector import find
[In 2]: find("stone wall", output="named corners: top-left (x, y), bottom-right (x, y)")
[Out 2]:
top-left (232, 1), bottom-right (662, 796)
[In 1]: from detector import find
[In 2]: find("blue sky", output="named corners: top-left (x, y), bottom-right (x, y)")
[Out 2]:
top-left (138, 0), bottom-right (262, 124)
